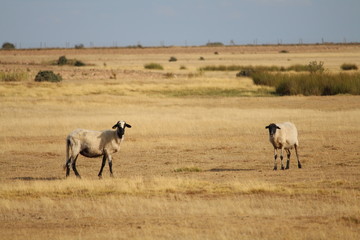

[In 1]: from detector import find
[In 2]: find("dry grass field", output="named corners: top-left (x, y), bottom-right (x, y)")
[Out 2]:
top-left (0, 44), bottom-right (360, 239)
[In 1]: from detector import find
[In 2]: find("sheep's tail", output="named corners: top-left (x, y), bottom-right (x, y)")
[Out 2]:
top-left (64, 138), bottom-right (71, 170)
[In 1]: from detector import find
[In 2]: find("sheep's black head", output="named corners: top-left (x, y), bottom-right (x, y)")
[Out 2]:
top-left (265, 123), bottom-right (280, 137)
top-left (112, 121), bottom-right (132, 138)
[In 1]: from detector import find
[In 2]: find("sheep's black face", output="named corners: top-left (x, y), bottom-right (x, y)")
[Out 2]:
top-left (265, 123), bottom-right (280, 137)
top-left (112, 121), bottom-right (132, 138)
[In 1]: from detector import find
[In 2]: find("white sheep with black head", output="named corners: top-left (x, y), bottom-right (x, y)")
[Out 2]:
top-left (64, 120), bottom-right (131, 178)
top-left (265, 122), bottom-right (302, 170)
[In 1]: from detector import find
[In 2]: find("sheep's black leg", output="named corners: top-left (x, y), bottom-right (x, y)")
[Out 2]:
top-left (273, 149), bottom-right (278, 170)
top-left (286, 149), bottom-right (291, 169)
top-left (64, 157), bottom-right (72, 177)
top-left (72, 154), bottom-right (81, 179)
top-left (280, 148), bottom-right (285, 170)
top-left (65, 158), bottom-right (71, 178)
top-left (98, 155), bottom-right (107, 178)
top-left (294, 145), bottom-right (302, 169)
top-left (108, 156), bottom-right (113, 177)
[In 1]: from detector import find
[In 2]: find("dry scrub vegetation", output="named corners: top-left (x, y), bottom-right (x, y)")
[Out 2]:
top-left (0, 45), bottom-right (360, 239)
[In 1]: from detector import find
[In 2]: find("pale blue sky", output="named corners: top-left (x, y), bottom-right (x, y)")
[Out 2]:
top-left (1, 0), bottom-right (359, 48)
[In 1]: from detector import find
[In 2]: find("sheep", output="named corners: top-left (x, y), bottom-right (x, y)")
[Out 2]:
top-left (265, 122), bottom-right (302, 170)
top-left (64, 120), bottom-right (132, 178)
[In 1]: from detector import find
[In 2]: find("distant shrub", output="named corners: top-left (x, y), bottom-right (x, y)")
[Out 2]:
top-left (180, 65), bottom-right (187, 70)
top-left (199, 57), bottom-right (205, 61)
top-left (206, 42), bottom-right (224, 47)
top-left (279, 50), bottom-right (289, 53)
top-left (2, 42), bottom-right (15, 50)
top-left (57, 56), bottom-right (68, 65)
top-left (169, 56), bottom-right (177, 62)
top-left (341, 63), bottom-right (358, 71)
top-left (34, 71), bottom-right (62, 82)
top-left (127, 44), bottom-right (143, 48)
top-left (144, 63), bottom-right (164, 70)
top-left (308, 61), bottom-right (324, 74)
top-left (56, 56), bottom-right (86, 67)
top-left (74, 60), bottom-right (85, 66)
top-left (74, 44), bottom-right (84, 49)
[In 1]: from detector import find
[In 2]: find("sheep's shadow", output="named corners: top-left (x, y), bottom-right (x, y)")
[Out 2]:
top-left (208, 168), bottom-right (256, 172)
top-left (10, 177), bottom-right (62, 181)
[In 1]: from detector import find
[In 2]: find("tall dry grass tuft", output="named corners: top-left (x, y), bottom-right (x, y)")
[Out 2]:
top-left (0, 178), bottom-right (293, 199)
top-left (252, 72), bottom-right (360, 95)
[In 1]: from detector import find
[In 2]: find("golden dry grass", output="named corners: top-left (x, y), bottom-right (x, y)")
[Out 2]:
top-left (0, 45), bottom-right (360, 239)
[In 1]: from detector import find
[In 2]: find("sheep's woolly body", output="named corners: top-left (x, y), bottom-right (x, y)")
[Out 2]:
top-left (67, 129), bottom-right (123, 158)
top-left (269, 122), bottom-right (298, 150)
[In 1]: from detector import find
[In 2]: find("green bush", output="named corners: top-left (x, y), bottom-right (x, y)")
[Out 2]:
top-left (169, 56), bottom-right (177, 62)
top-left (206, 42), bottom-right (224, 47)
top-left (57, 56), bottom-right (68, 65)
top-left (2, 42), bottom-right (15, 50)
top-left (74, 44), bottom-right (84, 49)
top-left (74, 60), bottom-right (85, 66)
top-left (341, 63), bottom-right (358, 71)
top-left (144, 63), bottom-right (164, 70)
top-left (34, 71), bottom-right (62, 82)
top-left (55, 56), bottom-right (86, 67)
top-left (252, 72), bottom-right (360, 95)
top-left (279, 50), bottom-right (289, 53)
top-left (308, 61), bottom-right (324, 73)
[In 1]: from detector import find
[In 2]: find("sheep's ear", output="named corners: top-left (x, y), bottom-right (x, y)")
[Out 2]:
top-left (276, 126), bottom-right (281, 129)
top-left (112, 122), bottom-right (119, 129)
top-left (125, 123), bottom-right (132, 128)
top-left (265, 125), bottom-right (269, 129)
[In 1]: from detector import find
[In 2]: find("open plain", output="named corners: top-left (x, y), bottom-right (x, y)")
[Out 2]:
top-left (0, 44), bottom-right (360, 239)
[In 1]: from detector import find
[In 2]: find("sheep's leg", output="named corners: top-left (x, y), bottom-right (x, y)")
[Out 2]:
top-left (273, 149), bottom-right (278, 170)
top-left (294, 144), bottom-right (302, 169)
top-left (280, 147), bottom-right (285, 170)
top-left (108, 155), bottom-right (114, 177)
top-left (71, 154), bottom-right (81, 179)
top-left (285, 149), bottom-right (291, 169)
top-left (65, 158), bottom-right (71, 177)
top-left (98, 155), bottom-right (107, 178)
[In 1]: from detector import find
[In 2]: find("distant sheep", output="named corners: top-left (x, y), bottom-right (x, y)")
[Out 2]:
top-left (64, 121), bottom-right (132, 178)
top-left (265, 122), bottom-right (302, 170)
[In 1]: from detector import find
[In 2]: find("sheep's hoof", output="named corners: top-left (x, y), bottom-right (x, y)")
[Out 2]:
top-left (273, 166), bottom-right (277, 171)
top-left (281, 166), bottom-right (285, 170)
top-left (298, 164), bottom-right (302, 169)
top-left (98, 175), bottom-right (103, 179)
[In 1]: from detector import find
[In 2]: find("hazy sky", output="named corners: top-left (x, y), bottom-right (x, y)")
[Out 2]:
top-left (1, 0), bottom-right (360, 48)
